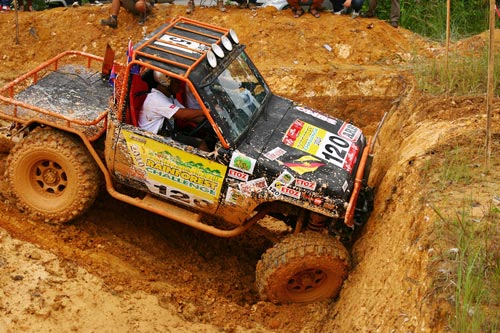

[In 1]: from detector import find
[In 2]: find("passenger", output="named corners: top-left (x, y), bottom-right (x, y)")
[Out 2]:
top-left (100, 0), bottom-right (154, 28)
top-left (286, 0), bottom-right (322, 18)
top-left (138, 71), bottom-right (209, 151)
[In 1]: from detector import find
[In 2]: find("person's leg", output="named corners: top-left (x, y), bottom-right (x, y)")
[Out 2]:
top-left (351, 0), bottom-right (363, 12)
top-left (331, 0), bottom-right (344, 13)
top-left (389, 0), bottom-right (400, 27)
top-left (365, 0), bottom-right (376, 16)
top-left (247, 0), bottom-right (256, 9)
top-left (133, 0), bottom-right (149, 24)
top-left (100, 0), bottom-right (121, 28)
top-left (309, 0), bottom-right (322, 17)
top-left (186, 0), bottom-right (194, 14)
top-left (287, 0), bottom-right (304, 17)
top-left (1, 0), bottom-right (10, 11)
top-left (121, 0), bottom-right (137, 13)
top-left (217, 0), bottom-right (226, 12)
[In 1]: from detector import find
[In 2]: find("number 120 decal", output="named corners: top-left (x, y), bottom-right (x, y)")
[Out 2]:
top-left (283, 120), bottom-right (360, 173)
top-left (318, 133), bottom-right (359, 173)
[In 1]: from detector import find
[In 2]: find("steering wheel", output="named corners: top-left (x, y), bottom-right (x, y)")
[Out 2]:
top-left (187, 118), bottom-right (211, 136)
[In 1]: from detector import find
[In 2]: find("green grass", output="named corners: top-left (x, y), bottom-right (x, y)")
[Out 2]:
top-left (413, 48), bottom-right (500, 97)
top-left (427, 144), bottom-right (500, 332)
top-left (437, 146), bottom-right (473, 187)
top-left (366, 0), bottom-right (493, 41)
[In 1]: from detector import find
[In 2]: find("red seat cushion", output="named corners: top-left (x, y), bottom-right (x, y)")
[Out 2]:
top-left (129, 74), bottom-right (150, 126)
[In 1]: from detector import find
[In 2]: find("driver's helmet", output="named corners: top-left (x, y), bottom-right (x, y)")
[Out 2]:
top-left (153, 71), bottom-right (171, 87)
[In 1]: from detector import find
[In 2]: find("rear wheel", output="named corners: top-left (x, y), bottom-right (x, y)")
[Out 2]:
top-left (6, 127), bottom-right (101, 224)
top-left (256, 231), bottom-right (350, 303)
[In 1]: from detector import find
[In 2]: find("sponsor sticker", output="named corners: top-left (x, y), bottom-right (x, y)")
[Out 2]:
top-left (294, 178), bottom-right (317, 191)
top-left (239, 177), bottom-right (268, 195)
top-left (122, 130), bottom-right (226, 204)
top-left (229, 151), bottom-right (256, 174)
top-left (281, 186), bottom-right (301, 199)
top-left (338, 122), bottom-right (361, 142)
top-left (269, 171), bottom-right (295, 198)
top-left (155, 34), bottom-right (210, 53)
top-left (263, 147), bottom-right (287, 161)
top-left (342, 180), bottom-right (349, 193)
top-left (283, 120), bottom-right (360, 173)
top-left (228, 169), bottom-right (249, 182)
top-left (225, 187), bottom-right (244, 204)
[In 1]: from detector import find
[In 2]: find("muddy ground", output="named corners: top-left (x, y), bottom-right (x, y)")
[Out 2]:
top-left (0, 2), bottom-right (499, 332)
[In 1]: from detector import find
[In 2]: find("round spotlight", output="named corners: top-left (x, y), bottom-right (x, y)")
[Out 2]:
top-left (229, 29), bottom-right (239, 44)
top-left (211, 43), bottom-right (225, 58)
top-left (221, 35), bottom-right (233, 51)
top-left (206, 50), bottom-right (217, 68)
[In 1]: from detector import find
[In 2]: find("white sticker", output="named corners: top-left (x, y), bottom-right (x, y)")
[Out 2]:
top-left (225, 187), bottom-right (244, 204)
top-left (228, 169), bottom-right (249, 182)
top-left (263, 147), bottom-right (287, 161)
top-left (269, 171), bottom-right (295, 198)
top-left (295, 178), bottom-right (317, 191)
top-left (281, 186), bottom-right (301, 199)
top-left (239, 177), bottom-right (267, 195)
top-left (229, 151), bottom-right (256, 174)
top-left (154, 34), bottom-right (210, 53)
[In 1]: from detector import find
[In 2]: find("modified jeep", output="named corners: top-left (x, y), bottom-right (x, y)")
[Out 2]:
top-left (0, 17), bottom-right (380, 303)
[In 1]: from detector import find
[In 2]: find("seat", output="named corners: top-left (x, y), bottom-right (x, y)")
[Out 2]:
top-left (128, 74), bottom-right (150, 126)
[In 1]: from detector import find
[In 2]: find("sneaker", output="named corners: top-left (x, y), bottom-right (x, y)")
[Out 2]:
top-left (390, 21), bottom-right (398, 28)
top-left (248, 2), bottom-right (256, 9)
top-left (351, 10), bottom-right (359, 18)
top-left (333, 8), bottom-right (346, 15)
top-left (100, 16), bottom-right (118, 28)
top-left (72, 1), bottom-right (79, 7)
top-left (2, 5), bottom-right (10, 11)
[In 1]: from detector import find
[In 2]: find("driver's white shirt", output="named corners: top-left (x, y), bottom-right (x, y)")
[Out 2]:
top-left (138, 88), bottom-right (184, 134)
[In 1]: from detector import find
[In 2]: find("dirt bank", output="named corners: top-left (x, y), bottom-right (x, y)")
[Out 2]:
top-left (0, 3), bottom-right (499, 332)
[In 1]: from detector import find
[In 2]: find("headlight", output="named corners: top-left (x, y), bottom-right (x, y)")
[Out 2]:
top-left (206, 50), bottom-right (217, 68)
top-left (221, 35), bottom-right (233, 51)
top-left (211, 43), bottom-right (225, 58)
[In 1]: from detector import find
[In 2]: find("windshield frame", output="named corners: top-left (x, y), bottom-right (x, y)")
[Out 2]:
top-left (199, 50), bottom-right (271, 146)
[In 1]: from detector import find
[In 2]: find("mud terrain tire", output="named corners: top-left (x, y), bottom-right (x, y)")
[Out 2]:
top-left (6, 127), bottom-right (100, 224)
top-left (256, 231), bottom-right (350, 303)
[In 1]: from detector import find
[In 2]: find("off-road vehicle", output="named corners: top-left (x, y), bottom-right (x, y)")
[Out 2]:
top-left (0, 17), bottom-right (380, 303)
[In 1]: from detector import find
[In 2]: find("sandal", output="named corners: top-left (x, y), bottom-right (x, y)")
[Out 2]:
top-left (310, 8), bottom-right (320, 18)
top-left (293, 7), bottom-right (304, 18)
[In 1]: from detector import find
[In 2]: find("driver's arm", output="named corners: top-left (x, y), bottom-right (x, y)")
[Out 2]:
top-left (173, 108), bottom-right (206, 123)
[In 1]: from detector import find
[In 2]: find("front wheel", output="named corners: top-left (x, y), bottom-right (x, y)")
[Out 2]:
top-left (256, 231), bottom-right (350, 303)
top-left (6, 127), bottom-right (101, 224)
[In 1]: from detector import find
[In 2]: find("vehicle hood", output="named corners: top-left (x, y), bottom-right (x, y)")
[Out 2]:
top-left (233, 94), bottom-right (367, 205)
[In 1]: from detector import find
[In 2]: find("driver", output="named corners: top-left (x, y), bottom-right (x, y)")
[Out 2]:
top-left (138, 71), bottom-right (209, 151)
